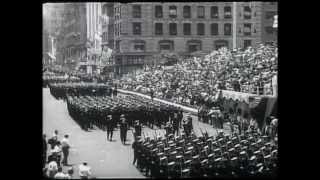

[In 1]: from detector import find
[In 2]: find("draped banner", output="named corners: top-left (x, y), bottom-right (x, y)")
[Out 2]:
top-left (220, 90), bottom-right (278, 130)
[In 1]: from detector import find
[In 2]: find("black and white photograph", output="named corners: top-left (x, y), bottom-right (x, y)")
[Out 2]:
top-left (42, 2), bottom-right (278, 178)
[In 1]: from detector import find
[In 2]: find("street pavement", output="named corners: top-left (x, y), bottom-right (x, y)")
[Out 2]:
top-left (43, 88), bottom-right (232, 178)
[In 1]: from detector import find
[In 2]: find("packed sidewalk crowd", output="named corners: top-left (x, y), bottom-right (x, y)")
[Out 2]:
top-left (43, 130), bottom-right (93, 179)
top-left (119, 44), bottom-right (277, 108)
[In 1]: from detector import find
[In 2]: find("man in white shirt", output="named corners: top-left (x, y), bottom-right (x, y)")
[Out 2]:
top-left (79, 162), bottom-right (92, 179)
top-left (61, 134), bottom-right (71, 166)
top-left (47, 160), bottom-right (58, 178)
top-left (54, 167), bottom-right (68, 179)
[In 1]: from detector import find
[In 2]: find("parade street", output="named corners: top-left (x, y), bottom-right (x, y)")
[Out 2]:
top-left (43, 88), bottom-right (232, 178)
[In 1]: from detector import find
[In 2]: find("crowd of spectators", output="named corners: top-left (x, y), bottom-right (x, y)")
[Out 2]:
top-left (119, 44), bottom-right (277, 108)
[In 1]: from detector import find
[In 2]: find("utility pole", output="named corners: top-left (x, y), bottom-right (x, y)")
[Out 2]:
top-left (232, 2), bottom-right (237, 49)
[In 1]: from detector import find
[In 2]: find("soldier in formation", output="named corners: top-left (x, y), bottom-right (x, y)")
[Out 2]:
top-left (134, 128), bottom-right (278, 178)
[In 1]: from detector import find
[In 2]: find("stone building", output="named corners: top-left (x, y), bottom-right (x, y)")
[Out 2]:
top-left (108, 2), bottom-right (277, 75)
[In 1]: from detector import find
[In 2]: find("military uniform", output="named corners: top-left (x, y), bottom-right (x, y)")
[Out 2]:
top-left (120, 115), bottom-right (128, 144)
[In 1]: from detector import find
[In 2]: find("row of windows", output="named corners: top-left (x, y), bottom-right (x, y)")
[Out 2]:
top-left (132, 5), bottom-right (254, 19)
top-left (124, 39), bottom-right (252, 54)
top-left (132, 22), bottom-right (254, 36)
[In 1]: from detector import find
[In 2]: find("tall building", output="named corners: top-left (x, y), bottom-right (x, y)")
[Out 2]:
top-left (43, 3), bottom-right (65, 65)
top-left (59, 3), bottom-right (104, 74)
top-left (109, 2), bottom-right (277, 75)
top-left (261, 2), bottom-right (278, 45)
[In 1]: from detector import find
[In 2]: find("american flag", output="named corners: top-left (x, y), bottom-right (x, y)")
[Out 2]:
top-left (249, 96), bottom-right (262, 108)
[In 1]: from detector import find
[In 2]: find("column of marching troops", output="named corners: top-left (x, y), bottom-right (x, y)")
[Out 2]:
top-left (65, 94), bottom-right (184, 133)
top-left (49, 83), bottom-right (113, 100)
top-left (45, 74), bottom-right (278, 178)
top-left (43, 76), bottom-right (81, 88)
top-left (133, 128), bottom-right (278, 178)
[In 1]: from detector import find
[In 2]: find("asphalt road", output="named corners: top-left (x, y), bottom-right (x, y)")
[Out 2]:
top-left (43, 88), bottom-right (231, 178)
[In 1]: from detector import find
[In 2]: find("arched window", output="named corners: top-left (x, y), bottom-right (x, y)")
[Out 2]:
top-left (224, 6), bottom-right (232, 19)
top-left (224, 23), bottom-right (232, 35)
top-left (169, 6), bottom-right (177, 18)
top-left (183, 6), bottom-right (191, 18)
top-left (102, 4), bottom-right (108, 15)
top-left (243, 6), bottom-right (251, 19)
top-left (155, 5), bottom-right (163, 18)
top-left (211, 6), bottom-right (219, 19)
top-left (197, 23), bottom-right (205, 35)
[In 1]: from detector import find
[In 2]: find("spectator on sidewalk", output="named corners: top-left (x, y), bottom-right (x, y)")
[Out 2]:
top-left (54, 167), bottom-right (68, 179)
top-left (48, 160), bottom-right (58, 178)
top-left (61, 134), bottom-right (71, 166)
top-left (79, 162), bottom-right (92, 179)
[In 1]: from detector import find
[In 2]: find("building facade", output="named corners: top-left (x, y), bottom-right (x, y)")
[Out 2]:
top-left (261, 2), bottom-right (278, 45)
top-left (109, 2), bottom-right (277, 75)
top-left (59, 3), bottom-right (105, 73)
top-left (43, 3), bottom-right (65, 65)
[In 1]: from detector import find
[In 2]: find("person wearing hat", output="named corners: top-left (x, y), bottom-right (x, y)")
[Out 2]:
top-left (120, 114), bottom-right (129, 145)
top-left (132, 136), bottom-right (142, 168)
top-left (182, 118), bottom-right (189, 137)
top-left (106, 115), bottom-right (115, 141)
top-left (134, 120), bottom-right (142, 138)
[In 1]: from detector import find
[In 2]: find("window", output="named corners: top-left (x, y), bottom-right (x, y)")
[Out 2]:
top-left (159, 40), bottom-right (174, 51)
top-left (224, 23), bottom-right (232, 35)
top-left (116, 40), bottom-right (120, 51)
top-left (243, 6), bottom-right (251, 19)
top-left (132, 5), bottom-right (141, 18)
top-left (265, 11), bottom-right (276, 20)
top-left (244, 40), bottom-right (252, 49)
top-left (243, 23), bottom-right (251, 36)
top-left (183, 23), bottom-right (191, 35)
top-left (155, 23), bottom-right (163, 35)
top-left (211, 6), bottom-right (219, 18)
top-left (214, 40), bottom-right (228, 50)
top-left (265, 26), bottom-right (274, 34)
top-left (169, 6), bottom-right (177, 18)
top-left (132, 22), bottom-right (141, 35)
top-left (224, 6), bottom-right (232, 19)
top-left (169, 23), bottom-right (177, 35)
top-left (183, 6), bottom-right (191, 18)
top-left (197, 23), bottom-right (205, 35)
top-left (103, 4), bottom-right (108, 14)
top-left (211, 23), bottom-right (218, 35)
top-left (198, 6), bottom-right (205, 18)
top-left (187, 40), bottom-right (202, 53)
top-left (155, 5), bottom-right (163, 18)
top-left (134, 43), bottom-right (145, 51)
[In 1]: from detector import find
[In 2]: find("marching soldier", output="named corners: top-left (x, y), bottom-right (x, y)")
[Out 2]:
top-left (165, 121), bottom-right (173, 136)
top-left (106, 115), bottom-right (114, 141)
top-left (172, 116), bottom-right (180, 136)
top-left (134, 120), bottom-right (142, 138)
top-left (120, 114), bottom-right (129, 145)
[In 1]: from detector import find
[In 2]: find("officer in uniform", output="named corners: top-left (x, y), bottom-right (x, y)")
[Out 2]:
top-left (120, 114), bottom-right (129, 144)
top-left (134, 120), bottom-right (142, 138)
top-left (106, 115), bottom-right (114, 141)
